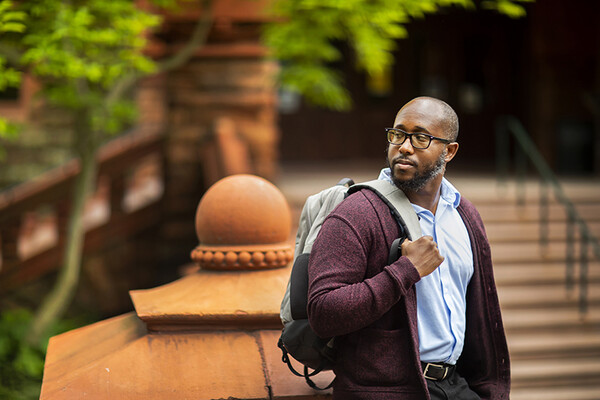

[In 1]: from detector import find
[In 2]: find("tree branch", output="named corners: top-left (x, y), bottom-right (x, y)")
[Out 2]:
top-left (157, 0), bottom-right (213, 73)
top-left (105, 0), bottom-right (214, 108)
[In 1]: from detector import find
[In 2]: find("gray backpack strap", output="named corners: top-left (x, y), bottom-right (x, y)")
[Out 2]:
top-left (280, 182), bottom-right (350, 325)
top-left (348, 179), bottom-right (422, 240)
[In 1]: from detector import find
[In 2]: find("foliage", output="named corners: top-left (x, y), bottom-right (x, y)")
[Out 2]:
top-left (0, 0), bottom-right (168, 350)
top-left (0, 0), bottom-right (208, 352)
top-left (22, 0), bottom-right (159, 136)
top-left (0, 0), bottom-right (26, 142)
top-left (0, 308), bottom-right (89, 400)
top-left (262, 0), bottom-right (534, 110)
top-left (481, 0), bottom-right (532, 18)
top-left (0, 0), bottom-right (25, 90)
top-left (0, 1), bottom-right (207, 395)
top-left (0, 0), bottom-right (166, 140)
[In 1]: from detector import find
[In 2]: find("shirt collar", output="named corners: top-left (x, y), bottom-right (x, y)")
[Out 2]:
top-left (378, 167), bottom-right (461, 209)
top-left (440, 177), bottom-right (461, 209)
top-left (378, 167), bottom-right (393, 183)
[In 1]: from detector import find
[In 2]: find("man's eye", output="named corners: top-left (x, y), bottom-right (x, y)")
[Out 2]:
top-left (413, 134), bottom-right (430, 145)
top-left (393, 132), bottom-right (405, 142)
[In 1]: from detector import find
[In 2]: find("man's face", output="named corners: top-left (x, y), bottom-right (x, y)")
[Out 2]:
top-left (386, 100), bottom-right (454, 192)
top-left (387, 146), bottom-right (447, 192)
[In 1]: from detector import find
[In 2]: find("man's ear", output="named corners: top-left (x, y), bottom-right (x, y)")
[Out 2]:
top-left (445, 142), bottom-right (459, 162)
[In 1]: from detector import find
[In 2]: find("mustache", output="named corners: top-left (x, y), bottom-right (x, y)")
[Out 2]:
top-left (391, 155), bottom-right (416, 166)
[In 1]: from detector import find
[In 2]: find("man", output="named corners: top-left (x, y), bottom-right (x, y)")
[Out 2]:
top-left (307, 97), bottom-right (510, 400)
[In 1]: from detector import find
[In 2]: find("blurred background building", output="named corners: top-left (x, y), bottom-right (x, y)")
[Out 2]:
top-left (278, 0), bottom-right (600, 176)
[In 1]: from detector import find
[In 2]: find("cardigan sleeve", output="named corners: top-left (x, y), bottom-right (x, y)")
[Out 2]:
top-left (307, 193), bottom-right (421, 338)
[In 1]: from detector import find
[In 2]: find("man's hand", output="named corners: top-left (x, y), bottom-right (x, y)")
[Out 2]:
top-left (401, 236), bottom-right (444, 277)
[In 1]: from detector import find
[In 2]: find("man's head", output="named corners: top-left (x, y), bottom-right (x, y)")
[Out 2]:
top-left (386, 97), bottom-right (459, 193)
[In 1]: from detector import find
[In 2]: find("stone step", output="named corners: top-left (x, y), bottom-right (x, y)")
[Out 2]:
top-left (497, 282), bottom-right (600, 310)
top-left (491, 241), bottom-right (599, 264)
top-left (493, 262), bottom-right (600, 287)
top-left (503, 308), bottom-right (600, 332)
top-left (476, 202), bottom-right (600, 224)
top-left (508, 330), bottom-right (600, 359)
top-left (485, 221), bottom-right (600, 243)
top-left (511, 357), bottom-right (600, 388)
top-left (511, 385), bottom-right (600, 400)
top-left (450, 175), bottom-right (600, 205)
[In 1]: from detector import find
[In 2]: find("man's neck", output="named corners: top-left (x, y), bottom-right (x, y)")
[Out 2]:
top-left (405, 175), bottom-right (444, 214)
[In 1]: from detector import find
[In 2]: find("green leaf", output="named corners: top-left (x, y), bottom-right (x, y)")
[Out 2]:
top-left (281, 63), bottom-right (352, 111)
top-left (0, 0), bottom-right (26, 33)
top-left (0, 65), bottom-right (21, 90)
top-left (14, 345), bottom-right (44, 378)
top-left (481, 0), bottom-right (528, 18)
top-left (1, 21), bottom-right (25, 32)
top-left (0, 334), bottom-right (14, 358)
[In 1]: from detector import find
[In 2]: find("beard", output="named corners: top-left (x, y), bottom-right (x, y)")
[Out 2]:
top-left (388, 148), bottom-right (447, 192)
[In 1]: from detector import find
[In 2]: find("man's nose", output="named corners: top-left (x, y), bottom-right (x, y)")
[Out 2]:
top-left (398, 137), bottom-right (414, 154)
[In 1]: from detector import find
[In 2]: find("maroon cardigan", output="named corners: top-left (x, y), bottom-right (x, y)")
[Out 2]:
top-left (307, 189), bottom-right (510, 400)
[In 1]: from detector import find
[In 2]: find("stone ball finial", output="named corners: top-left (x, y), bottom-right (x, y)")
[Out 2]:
top-left (191, 174), bottom-right (293, 270)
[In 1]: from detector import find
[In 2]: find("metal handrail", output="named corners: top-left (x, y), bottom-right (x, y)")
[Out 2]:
top-left (495, 115), bottom-right (599, 314)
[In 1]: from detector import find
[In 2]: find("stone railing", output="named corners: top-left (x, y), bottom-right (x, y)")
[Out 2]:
top-left (0, 128), bottom-right (166, 294)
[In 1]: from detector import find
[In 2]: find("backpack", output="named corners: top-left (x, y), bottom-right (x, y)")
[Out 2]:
top-left (277, 178), bottom-right (422, 390)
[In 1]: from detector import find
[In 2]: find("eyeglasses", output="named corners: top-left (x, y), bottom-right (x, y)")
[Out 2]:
top-left (385, 128), bottom-right (453, 149)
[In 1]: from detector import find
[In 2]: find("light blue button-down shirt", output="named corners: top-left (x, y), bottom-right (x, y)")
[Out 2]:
top-left (378, 168), bottom-right (473, 365)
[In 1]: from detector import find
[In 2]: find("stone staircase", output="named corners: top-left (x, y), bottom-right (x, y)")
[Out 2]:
top-left (277, 163), bottom-right (600, 399)
top-left (466, 178), bottom-right (600, 400)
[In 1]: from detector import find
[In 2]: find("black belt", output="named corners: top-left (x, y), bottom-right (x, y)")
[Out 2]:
top-left (421, 362), bottom-right (455, 381)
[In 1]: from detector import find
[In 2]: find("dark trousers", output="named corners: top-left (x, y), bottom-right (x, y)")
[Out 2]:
top-left (426, 369), bottom-right (481, 400)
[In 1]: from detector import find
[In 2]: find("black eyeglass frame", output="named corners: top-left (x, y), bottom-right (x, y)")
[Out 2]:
top-left (385, 127), bottom-right (454, 149)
